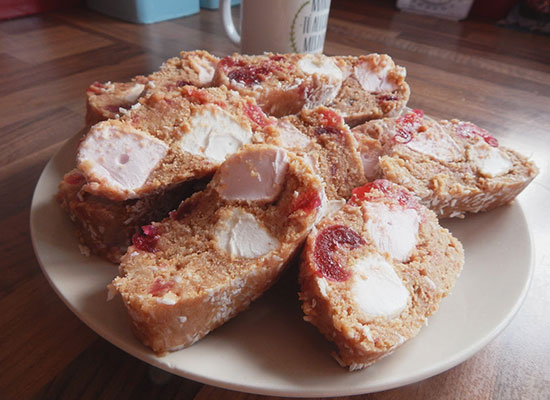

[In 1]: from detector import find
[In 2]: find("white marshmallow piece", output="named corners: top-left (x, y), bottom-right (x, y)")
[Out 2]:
top-left (311, 188), bottom-right (329, 226)
top-left (189, 55), bottom-right (217, 86)
top-left (468, 142), bottom-right (513, 178)
top-left (357, 143), bottom-right (382, 180)
top-left (324, 199), bottom-right (346, 218)
top-left (405, 122), bottom-right (462, 162)
top-left (180, 105), bottom-right (253, 163)
top-left (216, 146), bottom-right (288, 203)
top-left (298, 54), bottom-right (343, 107)
top-left (298, 54), bottom-right (343, 81)
top-left (156, 291), bottom-right (178, 305)
top-left (214, 208), bottom-right (280, 259)
top-left (276, 120), bottom-right (312, 151)
top-left (352, 254), bottom-right (410, 319)
top-left (361, 151), bottom-right (381, 180)
top-left (77, 121), bottom-right (168, 196)
top-left (354, 131), bottom-right (383, 179)
top-left (354, 62), bottom-right (397, 93)
top-left (364, 202), bottom-right (419, 263)
top-left (122, 83), bottom-right (145, 103)
top-left (315, 187), bottom-right (344, 223)
top-left (316, 276), bottom-right (330, 299)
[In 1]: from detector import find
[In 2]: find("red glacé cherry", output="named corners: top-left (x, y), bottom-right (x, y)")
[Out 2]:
top-left (65, 171), bottom-right (85, 185)
top-left (87, 81), bottom-right (106, 94)
top-left (220, 56), bottom-right (277, 86)
top-left (244, 103), bottom-right (272, 128)
top-left (291, 190), bottom-right (321, 214)
top-left (228, 65), bottom-right (271, 85)
top-left (149, 278), bottom-right (174, 296)
top-left (319, 108), bottom-right (342, 127)
top-left (315, 108), bottom-right (344, 136)
top-left (176, 80), bottom-right (192, 87)
top-left (349, 180), bottom-right (418, 210)
top-left (132, 224), bottom-right (159, 252)
top-left (377, 94), bottom-right (398, 102)
top-left (182, 87), bottom-right (225, 107)
top-left (104, 104), bottom-right (122, 113)
top-left (393, 109), bottom-right (424, 144)
top-left (218, 56), bottom-right (240, 70)
top-left (313, 225), bottom-right (365, 282)
top-left (455, 121), bottom-right (499, 147)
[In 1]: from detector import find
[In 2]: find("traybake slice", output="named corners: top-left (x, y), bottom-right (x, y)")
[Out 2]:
top-left (112, 144), bottom-right (325, 353)
top-left (213, 52), bottom-right (410, 126)
top-left (86, 50), bottom-right (219, 125)
top-left (77, 85), bottom-right (277, 201)
top-left (352, 109), bottom-right (538, 218)
top-left (331, 54), bottom-right (410, 127)
top-left (299, 180), bottom-right (464, 370)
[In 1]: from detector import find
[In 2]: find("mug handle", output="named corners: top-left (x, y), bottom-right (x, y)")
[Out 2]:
top-left (220, 0), bottom-right (240, 46)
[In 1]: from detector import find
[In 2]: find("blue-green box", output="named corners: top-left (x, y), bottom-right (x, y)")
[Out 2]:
top-left (87, 0), bottom-right (200, 24)
top-left (200, 0), bottom-right (240, 10)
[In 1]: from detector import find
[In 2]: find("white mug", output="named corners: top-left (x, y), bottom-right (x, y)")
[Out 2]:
top-left (220, 0), bottom-right (332, 54)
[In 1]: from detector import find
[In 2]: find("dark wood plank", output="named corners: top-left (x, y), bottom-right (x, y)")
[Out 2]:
top-left (53, 8), bottom-right (239, 59)
top-left (0, 42), bottom-right (145, 97)
top-left (0, 53), bottom-right (31, 75)
top-left (0, 13), bottom-right (59, 35)
top-left (0, 107), bottom-right (82, 220)
top-left (0, 53), bottom-right (163, 129)
top-left (0, 24), bottom-right (113, 64)
top-left (330, 1), bottom-right (550, 70)
top-left (0, 107), bottom-right (81, 169)
top-left (35, 339), bottom-right (202, 400)
top-left (0, 210), bottom-right (41, 297)
top-left (0, 275), bottom-right (97, 400)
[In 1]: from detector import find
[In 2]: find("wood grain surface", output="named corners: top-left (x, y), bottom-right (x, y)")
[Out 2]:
top-left (1, 1), bottom-right (549, 399)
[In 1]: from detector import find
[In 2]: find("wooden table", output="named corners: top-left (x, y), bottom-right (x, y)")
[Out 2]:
top-left (1, 1), bottom-right (549, 399)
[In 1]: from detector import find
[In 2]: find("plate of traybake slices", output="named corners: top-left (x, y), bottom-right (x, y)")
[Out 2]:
top-left (32, 50), bottom-right (538, 397)
top-left (31, 127), bottom-right (534, 397)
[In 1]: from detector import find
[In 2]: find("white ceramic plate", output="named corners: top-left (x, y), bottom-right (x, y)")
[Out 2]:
top-left (30, 134), bottom-right (534, 397)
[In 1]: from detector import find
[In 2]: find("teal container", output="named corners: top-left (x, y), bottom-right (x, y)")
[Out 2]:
top-left (87, 0), bottom-right (200, 24)
top-left (200, 0), bottom-right (239, 10)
